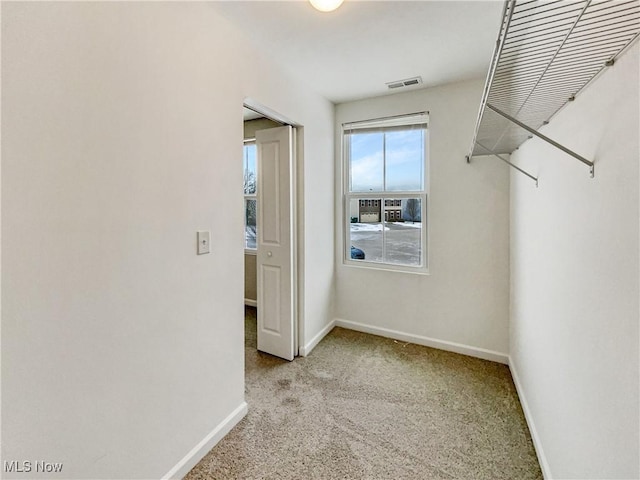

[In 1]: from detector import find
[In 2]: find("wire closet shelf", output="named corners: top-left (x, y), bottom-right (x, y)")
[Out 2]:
top-left (467, 0), bottom-right (640, 184)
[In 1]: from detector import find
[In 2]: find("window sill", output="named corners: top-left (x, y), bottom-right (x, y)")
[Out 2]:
top-left (342, 259), bottom-right (430, 276)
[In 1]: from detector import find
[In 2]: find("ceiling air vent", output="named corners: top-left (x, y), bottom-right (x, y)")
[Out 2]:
top-left (386, 76), bottom-right (423, 90)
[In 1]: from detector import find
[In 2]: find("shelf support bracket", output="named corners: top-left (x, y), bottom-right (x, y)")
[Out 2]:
top-left (472, 142), bottom-right (538, 187)
top-left (485, 103), bottom-right (595, 178)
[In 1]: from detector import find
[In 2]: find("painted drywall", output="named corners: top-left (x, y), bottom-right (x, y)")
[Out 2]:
top-left (335, 80), bottom-right (510, 359)
top-left (509, 43), bottom-right (639, 479)
top-left (244, 253), bottom-right (257, 304)
top-left (1, 3), bottom-right (334, 479)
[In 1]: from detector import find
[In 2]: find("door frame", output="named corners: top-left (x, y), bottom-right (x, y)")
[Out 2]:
top-left (243, 98), bottom-right (304, 357)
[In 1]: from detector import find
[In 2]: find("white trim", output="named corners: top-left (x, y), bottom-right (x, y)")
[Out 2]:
top-left (161, 402), bottom-right (248, 480)
top-left (508, 356), bottom-right (552, 480)
top-left (244, 298), bottom-right (257, 308)
top-left (343, 111), bottom-right (429, 130)
top-left (334, 318), bottom-right (509, 365)
top-left (294, 126), bottom-right (306, 358)
top-left (299, 319), bottom-right (335, 357)
top-left (244, 98), bottom-right (299, 128)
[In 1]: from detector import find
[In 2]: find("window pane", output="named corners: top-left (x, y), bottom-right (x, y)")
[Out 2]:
top-left (385, 129), bottom-right (424, 191)
top-left (244, 144), bottom-right (257, 195)
top-left (245, 198), bottom-right (257, 249)
top-left (383, 198), bottom-right (422, 266)
top-left (349, 132), bottom-right (384, 192)
top-left (348, 198), bottom-right (383, 262)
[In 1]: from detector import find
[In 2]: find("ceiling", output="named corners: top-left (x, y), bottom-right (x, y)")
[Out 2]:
top-left (212, 0), bottom-right (505, 104)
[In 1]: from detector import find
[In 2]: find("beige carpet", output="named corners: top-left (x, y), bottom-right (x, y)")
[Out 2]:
top-left (186, 307), bottom-right (542, 479)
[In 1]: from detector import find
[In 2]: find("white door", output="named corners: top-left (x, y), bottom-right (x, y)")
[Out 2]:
top-left (256, 126), bottom-right (295, 361)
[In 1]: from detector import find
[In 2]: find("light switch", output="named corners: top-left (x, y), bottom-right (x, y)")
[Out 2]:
top-left (197, 231), bottom-right (210, 255)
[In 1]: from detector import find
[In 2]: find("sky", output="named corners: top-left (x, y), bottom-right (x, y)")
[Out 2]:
top-left (244, 144), bottom-right (257, 195)
top-left (350, 129), bottom-right (424, 192)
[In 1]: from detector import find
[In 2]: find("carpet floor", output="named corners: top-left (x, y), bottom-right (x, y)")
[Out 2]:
top-left (186, 307), bottom-right (542, 479)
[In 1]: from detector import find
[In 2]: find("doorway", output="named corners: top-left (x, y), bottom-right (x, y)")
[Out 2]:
top-left (242, 102), bottom-right (301, 361)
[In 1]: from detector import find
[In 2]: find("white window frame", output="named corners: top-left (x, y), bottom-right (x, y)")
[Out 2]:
top-left (243, 139), bottom-right (257, 254)
top-left (342, 112), bottom-right (429, 274)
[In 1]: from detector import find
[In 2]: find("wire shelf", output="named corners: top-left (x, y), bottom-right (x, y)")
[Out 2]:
top-left (469, 0), bottom-right (640, 160)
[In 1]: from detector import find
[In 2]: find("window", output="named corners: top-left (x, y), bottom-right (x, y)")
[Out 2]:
top-left (344, 113), bottom-right (428, 270)
top-left (243, 141), bottom-right (257, 250)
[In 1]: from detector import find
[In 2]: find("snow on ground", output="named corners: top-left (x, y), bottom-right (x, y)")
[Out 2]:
top-left (391, 222), bottom-right (422, 229)
top-left (350, 222), bottom-right (422, 232)
top-left (350, 223), bottom-right (390, 232)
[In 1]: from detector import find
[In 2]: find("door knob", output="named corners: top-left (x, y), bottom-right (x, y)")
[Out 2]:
top-left (267, 251), bottom-right (273, 257)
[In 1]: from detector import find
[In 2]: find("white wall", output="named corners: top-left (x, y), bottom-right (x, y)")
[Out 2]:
top-left (509, 43), bottom-right (639, 479)
top-left (334, 80), bottom-right (511, 361)
top-left (1, 3), bottom-right (334, 479)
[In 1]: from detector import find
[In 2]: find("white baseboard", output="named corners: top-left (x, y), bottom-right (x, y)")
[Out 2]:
top-left (334, 318), bottom-right (509, 365)
top-left (299, 319), bottom-right (335, 357)
top-left (244, 298), bottom-right (257, 307)
top-left (508, 357), bottom-right (552, 480)
top-left (162, 401), bottom-right (248, 480)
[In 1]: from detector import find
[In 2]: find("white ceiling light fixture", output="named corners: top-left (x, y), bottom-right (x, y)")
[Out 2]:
top-left (309, 0), bottom-right (344, 13)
